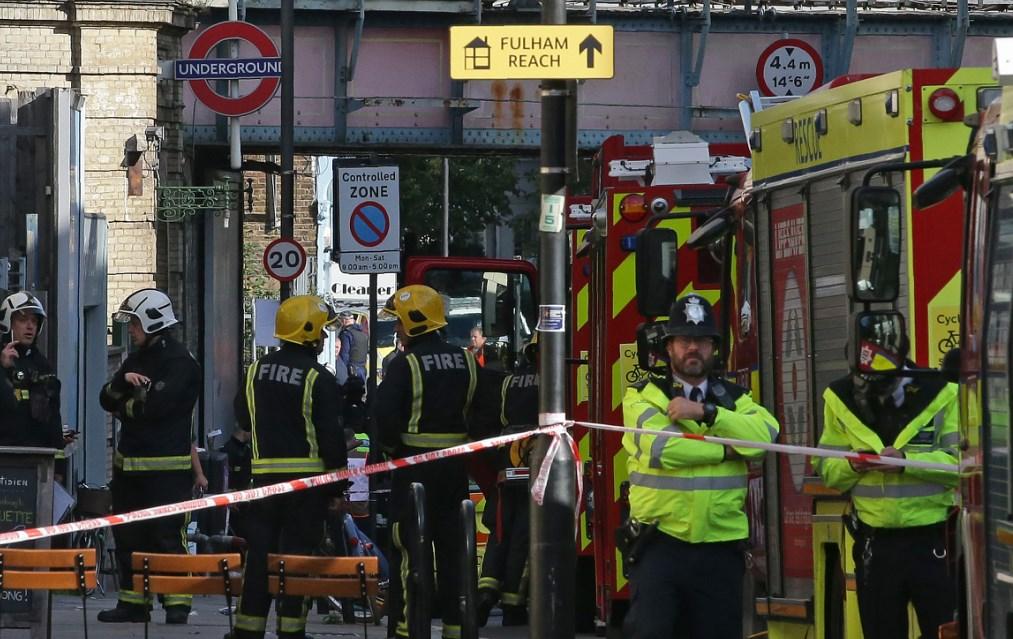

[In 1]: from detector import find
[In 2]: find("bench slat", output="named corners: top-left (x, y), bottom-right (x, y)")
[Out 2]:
top-left (1, 570), bottom-right (96, 591)
top-left (130, 553), bottom-right (242, 573)
top-left (266, 554), bottom-right (378, 577)
top-left (0, 549), bottom-right (96, 569)
top-left (267, 575), bottom-right (379, 598)
top-left (132, 574), bottom-right (243, 595)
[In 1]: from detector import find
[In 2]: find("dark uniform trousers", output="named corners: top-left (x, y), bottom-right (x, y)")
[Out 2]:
top-left (477, 481), bottom-right (529, 614)
top-left (234, 487), bottom-right (328, 639)
top-left (111, 468), bottom-right (193, 609)
top-left (852, 523), bottom-right (954, 639)
top-left (387, 459), bottom-right (467, 639)
top-left (623, 532), bottom-right (744, 639)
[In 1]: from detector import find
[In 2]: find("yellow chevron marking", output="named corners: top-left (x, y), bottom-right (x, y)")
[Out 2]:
top-left (612, 253), bottom-right (636, 319)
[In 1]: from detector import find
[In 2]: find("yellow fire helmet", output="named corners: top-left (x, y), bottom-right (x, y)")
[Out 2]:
top-left (275, 295), bottom-right (339, 346)
top-left (381, 284), bottom-right (448, 337)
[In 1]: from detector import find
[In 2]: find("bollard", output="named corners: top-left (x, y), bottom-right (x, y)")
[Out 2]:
top-left (408, 482), bottom-right (432, 639)
top-left (459, 499), bottom-right (478, 639)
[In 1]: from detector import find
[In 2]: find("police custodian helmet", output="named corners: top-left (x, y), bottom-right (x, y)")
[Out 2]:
top-left (663, 295), bottom-right (721, 340)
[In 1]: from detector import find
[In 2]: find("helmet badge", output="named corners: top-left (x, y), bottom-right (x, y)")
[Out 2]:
top-left (684, 297), bottom-right (706, 325)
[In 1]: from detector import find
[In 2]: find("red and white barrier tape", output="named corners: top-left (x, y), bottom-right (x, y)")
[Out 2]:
top-left (571, 419), bottom-right (959, 473)
top-left (0, 425), bottom-right (567, 547)
top-left (1, 415), bottom-right (960, 547)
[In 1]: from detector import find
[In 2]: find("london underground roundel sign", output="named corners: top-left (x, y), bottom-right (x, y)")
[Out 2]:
top-left (756, 38), bottom-right (823, 97)
top-left (184, 21), bottom-right (281, 117)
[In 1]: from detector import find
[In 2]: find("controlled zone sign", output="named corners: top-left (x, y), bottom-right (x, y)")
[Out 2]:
top-left (177, 21), bottom-right (281, 116)
top-left (337, 167), bottom-right (400, 274)
top-left (263, 238), bottom-right (307, 282)
top-left (450, 25), bottom-right (614, 80)
top-left (756, 38), bottom-right (823, 97)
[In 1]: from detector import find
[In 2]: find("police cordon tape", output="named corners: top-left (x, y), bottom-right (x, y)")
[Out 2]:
top-left (571, 419), bottom-right (961, 473)
top-left (0, 418), bottom-right (959, 546)
top-left (0, 425), bottom-right (568, 547)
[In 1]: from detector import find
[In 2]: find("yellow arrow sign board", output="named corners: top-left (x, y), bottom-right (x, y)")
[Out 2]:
top-left (450, 25), bottom-right (614, 80)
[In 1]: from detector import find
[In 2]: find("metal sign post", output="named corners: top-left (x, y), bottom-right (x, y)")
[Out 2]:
top-left (529, 1), bottom-right (577, 638)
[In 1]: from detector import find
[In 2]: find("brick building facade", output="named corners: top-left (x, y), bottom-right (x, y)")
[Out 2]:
top-left (0, 0), bottom-right (196, 321)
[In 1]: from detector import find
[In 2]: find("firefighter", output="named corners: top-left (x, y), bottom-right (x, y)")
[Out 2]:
top-left (0, 292), bottom-right (65, 451)
top-left (374, 284), bottom-right (489, 639)
top-left (231, 295), bottom-right (347, 639)
top-left (815, 315), bottom-right (958, 638)
top-left (98, 289), bottom-right (200, 625)
top-left (476, 335), bottom-right (538, 627)
top-left (620, 294), bottom-right (780, 639)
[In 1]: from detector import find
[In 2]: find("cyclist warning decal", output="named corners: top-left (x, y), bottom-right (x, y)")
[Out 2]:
top-left (619, 342), bottom-right (646, 390)
top-left (930, 307), bottom-right (960, 367)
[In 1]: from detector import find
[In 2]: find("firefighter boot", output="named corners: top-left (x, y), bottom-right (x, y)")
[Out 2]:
top-left (501, 604), bottom-right (528, 626)
top-left (97, 602), bottom-right (150, 623)
top-left (165, 605), bottom-right (190, 624)
top-left (476, 590), bottom-right (498, 627)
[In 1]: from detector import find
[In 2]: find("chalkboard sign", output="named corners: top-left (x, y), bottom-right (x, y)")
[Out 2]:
top-left (0, 465), bottom-right (39, 612)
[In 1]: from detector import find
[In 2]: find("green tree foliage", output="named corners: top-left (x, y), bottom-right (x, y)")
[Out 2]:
top-left (399, 156), bottom-right (521, 255)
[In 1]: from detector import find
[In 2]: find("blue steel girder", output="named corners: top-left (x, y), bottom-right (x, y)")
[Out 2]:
top-left (185, 9), bottom-right (1013, 153)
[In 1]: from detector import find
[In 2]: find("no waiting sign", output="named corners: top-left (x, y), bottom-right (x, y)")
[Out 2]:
top-left (336, 167), bottom-right (400, 274)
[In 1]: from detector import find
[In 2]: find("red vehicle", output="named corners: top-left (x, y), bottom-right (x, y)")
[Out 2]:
top-left (405, 133), bottom-right (751, 631)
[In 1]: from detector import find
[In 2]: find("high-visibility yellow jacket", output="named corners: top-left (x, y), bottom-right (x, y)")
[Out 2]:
top-left (814, 377), bottom-right (959, 528)
top-left (622, 377), bottom-right (779, 543)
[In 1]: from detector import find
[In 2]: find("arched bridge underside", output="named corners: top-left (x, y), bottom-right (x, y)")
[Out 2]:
top-left (184, 0), bottom-right (1013, 154)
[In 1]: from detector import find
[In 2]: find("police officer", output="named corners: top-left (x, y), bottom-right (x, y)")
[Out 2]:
top-left (232, 295), bottom-right (347, 639)
top-left (815, 315), bottom-right (958, 638)
top-left (476, 336), bottom-right (538, 627)
top-left (374, 284), bottom-right (488, 639)
top-left (621, 295), bottom-right (779, 639)
top-left (98, 289), bottom-right (200, 625)
top-left (0, 292), bottom-right (64, 451)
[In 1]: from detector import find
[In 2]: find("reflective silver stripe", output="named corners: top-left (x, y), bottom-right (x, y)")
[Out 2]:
top-left (628, 471), bottom-right (747, 491)
top-left (251, 458), bottom-right (325, 474)
top-left (649, 425), bottom-right (684, 469)
top-left (851, 483), bottom-right (950, 498)
top-left (406, 354), bottom-right (423, 434)
top-left (765, 421), bottom-right (778, 442)
top-left (634, 407), bottom-right (661, 463)
top-left (938, 432), bottom-right (960, 447)
top-left (818, 444), bottom-right (853, 452)
top-left (462, 350), bottom-right (478, 422)
top-left (400, 432), bottom-right (468, 448)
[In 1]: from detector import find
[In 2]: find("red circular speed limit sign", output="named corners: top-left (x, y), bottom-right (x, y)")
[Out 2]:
top-left (756, 38), bottom-right (824, 97)
top-left (187, 21), bottom-right (280, 116)
top-left (263, 238), bottom-right (307, 282)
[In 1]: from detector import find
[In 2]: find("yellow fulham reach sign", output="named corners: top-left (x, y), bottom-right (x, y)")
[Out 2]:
top-left (450, 25), bottom-right (614, 80)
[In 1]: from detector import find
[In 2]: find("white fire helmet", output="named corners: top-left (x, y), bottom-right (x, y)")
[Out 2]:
top-left (0, 292), bottom-right (47, 334)
top-left (113, 288), bottom-right (179, 334)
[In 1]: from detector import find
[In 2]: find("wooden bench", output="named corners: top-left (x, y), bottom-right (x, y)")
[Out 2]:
top-left (131, 552), bottom-right (242, 639)
top-left (267, 555), bottom-right (380, 637)
top-left (0, 548), bottom-right (97, 639)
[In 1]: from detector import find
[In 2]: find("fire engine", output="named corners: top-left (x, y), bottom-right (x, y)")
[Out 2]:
top-left (729, 67), bottom-right (995, 638)
top-left (404, 133), bottom-right (750, 632)
top-left (912, 38), bottom-right (1013, 639)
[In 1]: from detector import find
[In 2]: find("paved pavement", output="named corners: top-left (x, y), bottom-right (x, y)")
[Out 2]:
top-left (30, 593), bottom-right (601, 638)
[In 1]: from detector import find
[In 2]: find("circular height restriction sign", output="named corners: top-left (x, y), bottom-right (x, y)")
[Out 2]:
top-left (263, 238), bottom-right (307, 282)
top-left (756, 39), bottom-right (823, 97)
top-left (187, 21), bottom-right (280, 117)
